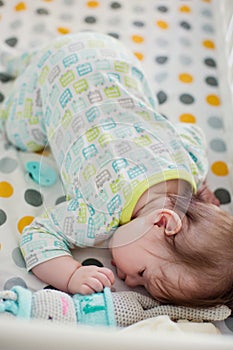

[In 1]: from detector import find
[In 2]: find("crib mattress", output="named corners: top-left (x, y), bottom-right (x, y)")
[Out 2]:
top-left (0, 0), bottom-right (233, 339)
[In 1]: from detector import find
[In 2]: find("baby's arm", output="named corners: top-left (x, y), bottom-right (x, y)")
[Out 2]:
top-left (20, 196), bottom-right (117, 294)
top-left (32, 256), bottom-right (114, 294)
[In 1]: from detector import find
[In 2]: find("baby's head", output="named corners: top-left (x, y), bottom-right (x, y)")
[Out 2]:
top-left (110, 194), bottom-right (233, 309)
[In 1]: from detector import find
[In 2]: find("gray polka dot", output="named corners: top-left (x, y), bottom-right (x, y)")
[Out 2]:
top-left (155, 56), bottom-right (168, 64)
top-left (24, 189), bottom-right (43, 207)
top-left (55, 195), bottom-right (66, 205)
top-left (155, 38), bottom-right (169, 47)
top-left (108, 32), bottom-right (120, 39)
top-left (180, 21), bottom-right (191, 30)
top-left (179, 94), bottom-right (195, 104)
top-left (36, 8), bottom-right (50, 15)
top-left (5, 37), bottom-right (18, 47)
top-left (60, 13), bottom-right (73, 21)
top-left (108, 17), bottom-right (121, 25)
top-left (4, 277), bottom-right (27, 290)
top-left (204, 58), bottom-right (217, 68)
top-left (85, 16), bottom-right (97, 24)
top-left (12, 247), bottom-right (26, 268)
top-left (10, 19), bottom-right (22, 30)
top-left (0, 209), bottom-right (7, 225)
top-left (207, 116), bottom-right (223, 129)
top-left (157, 91), bottom-right (167, 104)
top-left (0, 92), bottom-right (5, 102)
top-left (0, 73), bottom-right (14, 83)
top-left (33, 23), bottom-right (46, 33)
top-left (110, 2), bottom-right (122, 9)
top-left (205, 76), bottom-right (218, 86)
top-left (202, 24), bottom-right (214, 34)
top-left (133, 5), bottom-right (144, 13)
top-left (157, 5), bottom-right (168, 13)
top-left (210, 138), bottom-right (226, 152)
top-left (133, 20), bottom-right (145, 28)
top-left (179, 55), bottom-right (192, 65)
top-left (201, 9), bottom-right (213, 18)
top-left (64, 0), bottom-right (74, 5)
top-left (179, 37), bottom-right (191, 47)
top-left (155, 72), bottom-right (168, 83)
top-left (214, 188), bottom-right (231, 205)
top-left (0, 157), bottom-right (18, 173)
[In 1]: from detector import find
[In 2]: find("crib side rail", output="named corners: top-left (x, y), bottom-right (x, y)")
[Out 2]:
top-left (216, 0), bottom-right (233, 189)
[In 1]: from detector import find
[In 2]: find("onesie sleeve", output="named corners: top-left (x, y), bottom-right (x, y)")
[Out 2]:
top-left (20, 197), bottom-right (119, 271)
top-left (174, 123), bottom-right (209, 190)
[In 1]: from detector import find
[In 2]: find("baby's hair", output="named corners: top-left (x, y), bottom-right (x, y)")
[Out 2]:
top-left (150, 194), bottom-right (233, 309)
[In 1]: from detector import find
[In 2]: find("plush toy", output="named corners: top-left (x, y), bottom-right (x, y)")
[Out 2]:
top-left (0, 286), bottom-right (231, 327)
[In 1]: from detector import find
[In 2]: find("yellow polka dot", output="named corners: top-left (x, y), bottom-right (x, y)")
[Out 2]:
top-left (206, 94), bottom-right (221, 106)
top-left (132, 35), bottom-right (144, 44)
top-left (87, 0), bottom-right (99, 7)
top-left (18, 216), bottom-right (35, 234)
top-left (134, 52), bottom-right (144, 61)
top-left (156, 20), bottom-right (169, 29)
top-left (179, 73), bottom-right (193, 83)
top-left (15, 2), bottom-right (27, 11)
top-left (211, 161), bottom-right (229, 176)
top-left (179, 113), bottom-right (196, 123)
top-left (202, 40), bottom-right (215, 49)
top-left (57, 27), bottom-right (71, 35)
top-left (202, 0), bottom-right (211, 2)
top-left (179, 5), bottom-right (191, 13)
top-left (0, 181), bottom-right (14, 198)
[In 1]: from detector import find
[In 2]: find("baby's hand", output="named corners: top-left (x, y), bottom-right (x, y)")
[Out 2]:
top-left (67, 265), bottom-right (115, 295)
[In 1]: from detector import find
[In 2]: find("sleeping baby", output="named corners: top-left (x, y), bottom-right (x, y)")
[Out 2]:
top-left (1, 31), bottom-right (233, 309)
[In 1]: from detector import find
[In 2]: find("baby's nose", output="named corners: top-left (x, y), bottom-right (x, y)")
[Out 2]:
top-left (124, 275), bottom-right (138, 287)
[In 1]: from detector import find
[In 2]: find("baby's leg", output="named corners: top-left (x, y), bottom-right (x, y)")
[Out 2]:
top-left (3, 62), bottom-right (46, 152)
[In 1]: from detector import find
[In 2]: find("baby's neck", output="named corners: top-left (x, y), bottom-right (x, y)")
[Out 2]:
top-left (132, 179), bottom-right (192, 218)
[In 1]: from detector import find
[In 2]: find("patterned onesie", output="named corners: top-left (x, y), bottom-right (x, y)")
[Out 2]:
top-left (2, 32), bottom-right (207, 271)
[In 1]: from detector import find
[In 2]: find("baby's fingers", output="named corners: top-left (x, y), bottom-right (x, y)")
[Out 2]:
top-left (99, 267), bottom-right (115, 285)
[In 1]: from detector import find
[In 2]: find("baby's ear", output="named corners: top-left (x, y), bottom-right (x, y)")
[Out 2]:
top-left (146, 209), bottom-right (182, 236)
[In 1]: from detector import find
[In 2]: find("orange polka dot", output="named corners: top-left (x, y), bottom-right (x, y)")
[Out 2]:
top-left (0, 181), bottom-right (14, 198)
top-left (179, 5), bottom-right (191, 13)
top-left (57, 27), bottom-right (71, 35)
top-left (206, 94), bottom-right (221, 106)
top-left (211, 161), bottom-right (229, 176)
top-left (15, 2), bottom-right (26, 11)
top-left (179, 113), bottom-right (196, 123)
top-left (202, 0), bottom-right (211, 2)
top-left (134, 52), bottom-right (144, 61)
top-left (87, 0), bottom-right (99, 7)
top-left (156, 20), bottom-right (169, 29)
top-left (202, 40), bottom-right (215, 49)
top-left (179, 73), bottom-right (193, 83)
top-left (18, 216), bottom-right (35, 234)
top-left (131, 35), bottom-right (144, 44)
top-left (42, 0), bottom-right (53, 2)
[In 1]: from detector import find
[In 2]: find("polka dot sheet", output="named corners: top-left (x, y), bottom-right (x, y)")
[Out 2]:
top-left (0, 0), bottom-right (233, 333)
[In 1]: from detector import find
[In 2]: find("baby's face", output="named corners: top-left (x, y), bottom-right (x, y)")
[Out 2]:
top-left (110, 218), bottom-right (189, 300)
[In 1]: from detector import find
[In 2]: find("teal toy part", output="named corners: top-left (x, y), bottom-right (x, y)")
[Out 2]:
top-left (0, 286), bottom-right (32, 319)
top-left (26, 161), bottom-right (57, 186)
top-left (73, 287), bottom-right (116, 327)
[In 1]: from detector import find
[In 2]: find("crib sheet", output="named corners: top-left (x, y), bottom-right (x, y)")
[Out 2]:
top-left (0, 0), bottom-right (233, 336)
